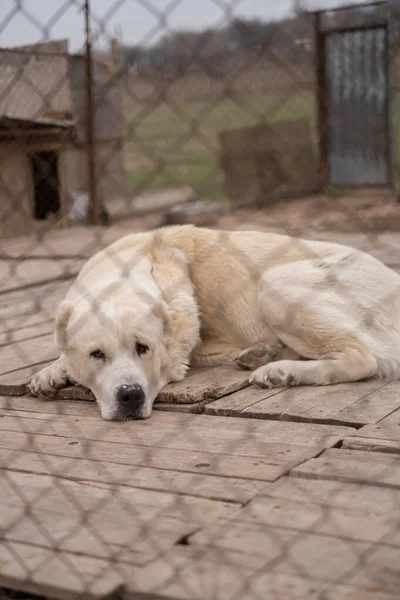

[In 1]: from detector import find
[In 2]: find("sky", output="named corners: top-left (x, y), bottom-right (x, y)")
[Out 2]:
top-left (0, 0), bottom-right (370, 52)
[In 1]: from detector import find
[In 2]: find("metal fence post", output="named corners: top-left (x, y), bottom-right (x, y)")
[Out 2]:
top-left (84, 0), bottom-right (100, 225)
top-left (315, 11), bottom-right (329, 191)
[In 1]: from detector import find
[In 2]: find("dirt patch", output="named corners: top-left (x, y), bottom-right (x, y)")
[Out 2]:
top-left (216, 193), bottom-right (400, 237)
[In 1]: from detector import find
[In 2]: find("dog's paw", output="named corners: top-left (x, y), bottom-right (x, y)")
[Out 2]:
top-left (28, 361), bottom-right (70, 400)
top-left (236, 342), bottom-right (282, 371)
top-left (249, 363), bottom-right (299, 388)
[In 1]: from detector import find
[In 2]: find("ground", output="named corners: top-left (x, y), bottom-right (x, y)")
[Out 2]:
top-left (1, 214), bottom-right (400, 598)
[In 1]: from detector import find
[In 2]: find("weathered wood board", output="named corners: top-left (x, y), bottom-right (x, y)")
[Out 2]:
top-left (205, 379), bottom-right (400, 427)
top-left (0, 333), bottom-right (58, 376)
top-left (291, 447), bottom-right (400, 489)
top-left (1, 538), bottom-right (397, 600)
top-left (0, 319), bottom-right (54, 345)
top-left (123, 546), bottom-right (399, 600)
top-left (0, 541), bottom-right (123, 600)
top-left (374, 407), bottom-right (400, 427)
top-left (155, 366), bottom-right (250, 404)
top-left (0, 446), bottom-right (266, 505)
top-left (0, 258), bottom-right (83, 294)
top-left (343, 423), bottom-right (400, 453)
top-left (0, 280), bottom-right (69, 328)
top-left (0, 360), bottom-right (250, 409)
top-left (0, 408), bottom-right (351, 482)
top-left (190, 476), bottom-right (400, 595)
top-left (55, 365), bottom-right (250, 405)
top-left (0, 361), bottom-right (54, 395)
top-left (0, 469), bottom-right (237, 565)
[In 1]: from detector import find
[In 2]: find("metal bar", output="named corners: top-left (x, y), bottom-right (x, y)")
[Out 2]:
top-left (319, 23), bottom-right (388, 35)
top-left (309, 0), bottom-right (387, 16)
top-left (84, 0), bottom-right (100, 225)
top-left (386, 0), bottom-right (395, 189)
top-left (315, 12), bottom-right (329, 189)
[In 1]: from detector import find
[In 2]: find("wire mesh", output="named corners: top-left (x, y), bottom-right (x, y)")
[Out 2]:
top-left (1, 1), bottom-right (400, 599)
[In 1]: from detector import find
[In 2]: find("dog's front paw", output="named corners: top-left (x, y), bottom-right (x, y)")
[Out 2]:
top-left (28, 360), bottom-right (70, 400)
top-left (249, 363), bottom-right (299, 389)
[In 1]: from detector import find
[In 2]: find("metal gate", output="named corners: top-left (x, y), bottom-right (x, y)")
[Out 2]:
top-left (324, 26), bottom-right (391, 186)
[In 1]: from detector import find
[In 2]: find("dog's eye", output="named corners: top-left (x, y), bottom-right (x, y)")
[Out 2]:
top-left (90, 349), bottom-right (105, 360)
top-left (136, 342), bottom-right (149, 356)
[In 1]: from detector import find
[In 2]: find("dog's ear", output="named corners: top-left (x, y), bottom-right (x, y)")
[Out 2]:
top-left (153, 299), bottom-right (172, 335)
top-left (55, 302), bottom-right (74, 350)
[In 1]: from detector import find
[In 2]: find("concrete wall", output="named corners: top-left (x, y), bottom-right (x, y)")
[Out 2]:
top-left (0, 142), bottom-right (34, 237)
top-left (0, 137), bottom-right (126, 237)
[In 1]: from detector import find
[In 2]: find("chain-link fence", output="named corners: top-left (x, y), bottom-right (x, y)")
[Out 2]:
top-left (1, 1), bottom-right (400, 599)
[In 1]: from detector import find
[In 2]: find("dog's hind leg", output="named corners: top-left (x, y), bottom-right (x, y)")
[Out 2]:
top-left (250, 347), bottom-right (377, 388)
top-left (236, 342), bottom-right (301, 371)
top-left (250, 261), bottom-right (379, 388)
top-left (191, 339), bottom-right (242, 367)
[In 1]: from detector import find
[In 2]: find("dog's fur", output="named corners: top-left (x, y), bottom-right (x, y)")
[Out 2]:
top-left (29, 226), bottom-right (400, 420)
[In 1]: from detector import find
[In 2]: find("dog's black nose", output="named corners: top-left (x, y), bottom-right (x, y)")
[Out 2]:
top-left (117, 384), bottom-right (145, 409)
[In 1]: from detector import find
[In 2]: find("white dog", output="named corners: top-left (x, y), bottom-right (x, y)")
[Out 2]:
top-left (29, 226), bottom-right (400, 420)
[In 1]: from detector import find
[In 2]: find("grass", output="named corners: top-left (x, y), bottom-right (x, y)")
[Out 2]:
top-left (124, 90), bottom-right (317, 201)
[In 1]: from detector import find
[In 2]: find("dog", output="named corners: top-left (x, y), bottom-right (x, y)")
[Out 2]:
top-left (29, 225), bottom-right (400, 420)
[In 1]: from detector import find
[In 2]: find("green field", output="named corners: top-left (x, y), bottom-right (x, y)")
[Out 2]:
top-left (125, 90), bottom-right (317, 201)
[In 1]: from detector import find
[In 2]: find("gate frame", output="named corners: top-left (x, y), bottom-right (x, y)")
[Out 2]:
top-left (313, 0), bottom-right (394, 191)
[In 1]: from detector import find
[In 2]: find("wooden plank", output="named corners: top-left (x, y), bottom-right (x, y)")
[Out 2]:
top-left (376, 407), bottom-right (400, 427)
top-left (55, 387), bottom-right (205, 413)
top-left (0, 470), bottom-right (236, 565)
top-left (155, 365), bottom-right (250, 404)
top-left (332, 380), bottom-right (400, 426)
top-left (236, 478), bottom-right (400, 540)
top-left (122, 546), bottom-right (398, 600)
top-left (192, 520), bottom-right (400, 595)
top-left (0, 280), bottom-right (69, 323)
top-left (0, 361), bottom-right (54, 396)
top-left (0, 541), bottom-right (397, 600)
top-left (291, 448), bottom-right (400, 489)
top-left (0, 417), bottom-right (348, 482)
top-left (57, 364), bottom-right (249, 404)
top-left (2, 222), bottom-right (131, 259)
top-left (154, 400), bottom-right (205, 414)
top-left (252, 473), bottom-right (400, 514)
top-left (0, 411), bottom-right (351, 456)
top-left (0, 333), bottom-right (59, 376)
top-left (204, 385), bottom-right (284, 416)
top-left (0, 394), bottom-right (204, 419)
top-left (0, 541), bottom-right (122, 600)
top-left (0, 394), bottom-right (99, 416)
top-left (0, 319), bottom-right (54, 345)
top-left (0, 448), bottom-right (264, 504)
top-left (343, 424), bottom-right (400, 454)
top-left (189, 477), bottom-right (400, 595)
top-left (0, 364), bottom-right (248, 406)
top-left (222, 380), bottom-right (391, 426)
top-left (0, 428), bottom-right (297, 483)
top-left (192, 481), bottom-right (400, 547)
top-left (0, 258), bottom-right (83, 293)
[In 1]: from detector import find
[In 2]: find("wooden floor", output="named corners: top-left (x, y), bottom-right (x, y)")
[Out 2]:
top-left (1, 227), bottom-right (400, 599)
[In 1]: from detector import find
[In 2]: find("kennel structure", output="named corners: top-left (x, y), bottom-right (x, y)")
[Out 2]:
top-left (0, 40), bottom-right (125, 237)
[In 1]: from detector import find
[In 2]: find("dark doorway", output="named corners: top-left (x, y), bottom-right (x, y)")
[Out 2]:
top-left (31, 151), bottom-right (60, 220)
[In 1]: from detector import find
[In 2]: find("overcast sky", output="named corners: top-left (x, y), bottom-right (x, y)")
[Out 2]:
top-left (0, 0), bottom-right (369, 52)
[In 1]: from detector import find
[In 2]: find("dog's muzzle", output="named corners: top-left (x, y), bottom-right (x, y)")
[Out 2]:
top-left (116, 383), bottom-right (145, 419)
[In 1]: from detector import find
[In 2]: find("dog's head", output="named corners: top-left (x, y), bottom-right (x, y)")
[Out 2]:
top-left (56, 283), bottom-right (172, 421)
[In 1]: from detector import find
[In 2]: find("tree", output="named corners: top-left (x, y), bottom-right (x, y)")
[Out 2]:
top-left (293, 0), bottom-right (308, 17)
